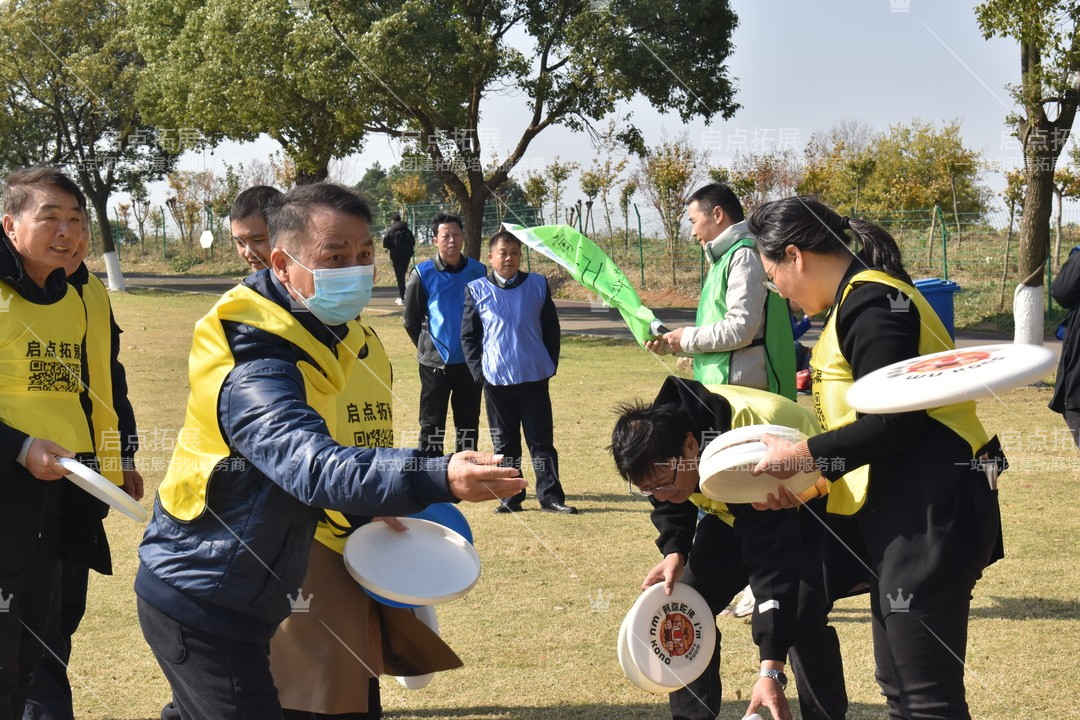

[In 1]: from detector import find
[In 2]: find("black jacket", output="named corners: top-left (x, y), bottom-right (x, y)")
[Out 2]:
top-left (1051, 247), bottom-right (1080, 413)
top-left (382, 220), bottom-right (415, 256)
top-left (646, 376), bottom-right (801, 662)
top-left (0, 235), bottom-right (111, 574)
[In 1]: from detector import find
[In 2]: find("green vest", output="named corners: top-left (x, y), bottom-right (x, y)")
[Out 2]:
top-left (693, 238), bottom-right (796, 399)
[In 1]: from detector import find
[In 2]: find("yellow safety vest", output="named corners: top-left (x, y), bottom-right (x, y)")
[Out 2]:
top-left (811, 270), bottom-right (990, 515)
top-left (315, 320), bottom-right (394, 555)
top-left (159, 285), bottom-right (356, 522)
top-left (688, 383), bottom-right (822, 526)
top-left (0, 279), bottom-right (92, 453)
top-left (79, 274), bottom-right (124, 486)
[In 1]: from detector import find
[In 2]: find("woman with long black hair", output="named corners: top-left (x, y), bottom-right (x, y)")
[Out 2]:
top-left (747, 197), bottom-right (1004, 720)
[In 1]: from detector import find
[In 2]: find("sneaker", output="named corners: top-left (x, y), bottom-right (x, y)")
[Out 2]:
top-left (395, 297), bottom-right (404, 306)
top-left (732, 585), bottom-right (756, 617)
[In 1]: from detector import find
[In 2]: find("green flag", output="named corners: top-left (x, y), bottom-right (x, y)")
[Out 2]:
top-left (504, 223), bottom-right (663, 345)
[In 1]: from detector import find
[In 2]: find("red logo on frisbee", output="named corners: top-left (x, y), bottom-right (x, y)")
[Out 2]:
top-left (906, 350), bottom-right (991, 374)
top-left (660, 613), bottom-right (695, 657)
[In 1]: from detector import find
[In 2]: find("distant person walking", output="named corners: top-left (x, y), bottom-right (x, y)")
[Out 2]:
top-left (383, 213), bottom-right (415, 305)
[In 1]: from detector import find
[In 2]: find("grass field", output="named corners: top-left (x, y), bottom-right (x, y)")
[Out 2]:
top-left (69, 288), bottom-right (1080, 720)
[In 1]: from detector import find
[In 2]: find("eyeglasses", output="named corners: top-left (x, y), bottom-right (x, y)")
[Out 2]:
top-left (629, 465), bottom-right (680, 497)
top-left (761, 257), bottom-right (781, 294)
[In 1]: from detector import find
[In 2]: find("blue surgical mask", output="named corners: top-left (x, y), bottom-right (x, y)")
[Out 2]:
top-left (284, 251), bottom-right (374, 326)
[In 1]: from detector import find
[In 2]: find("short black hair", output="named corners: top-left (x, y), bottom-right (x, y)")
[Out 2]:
top-left (487, 230), bottom-right (520, 249)
top-left (609, 401), bottom-right (689, 485)
top-left (230, 185), bottom-right (282, 223)
top-left (391, 212), bottom-right (402, 222)
top-left (431, 211), bottom-right (463, 236)
top-left (3, 166), bottom-right (87, 217)
top-left (686, 183), bottom-right (744, 223)
top-left (266, 183), bottom-right (373, 252)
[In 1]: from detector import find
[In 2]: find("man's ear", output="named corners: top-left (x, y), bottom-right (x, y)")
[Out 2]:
top-left (270, 246), bottom-right (290, 285)
top-left (684, 431), bottom-right (700, 455)
top-left (711, 205), bottom-right (726, 226)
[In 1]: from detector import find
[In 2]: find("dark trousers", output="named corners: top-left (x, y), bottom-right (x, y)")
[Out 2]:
top-left (418, 363), bottom-right (481, 456)
top-left (389, 252), bottom-right (412, 301)
top-left (1065, 410), bottom-right (1080, 450)
top-left (870, 583), bottom-right (974, 720)
top-left (669, 511), bottom-right (847, 720)
top-left (0, 516), bottom-right (61, 720)
top-left (138, 598), bottom-right (283, 720)
top-left (484, 379), bottom-right (564, 507)
top-left (22, 561), bottom-right (89, 720)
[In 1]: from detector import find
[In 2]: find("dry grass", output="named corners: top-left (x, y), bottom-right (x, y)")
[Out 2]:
top-left (69, 289), bottom-right (1080, 719)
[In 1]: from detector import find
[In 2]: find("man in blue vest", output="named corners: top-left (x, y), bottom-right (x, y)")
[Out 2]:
top-left (645, 184), bottom-right (795, 400)
top-left (403, 212), bottom-right (486, 455)
top-left (461, 231), bottom-right (577, 514)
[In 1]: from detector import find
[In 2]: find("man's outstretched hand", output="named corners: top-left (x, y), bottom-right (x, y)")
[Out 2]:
top-left (447, 452), bottom-right (526, 503)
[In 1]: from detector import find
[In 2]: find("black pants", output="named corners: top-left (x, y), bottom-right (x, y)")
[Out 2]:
top-left (139, 598), bottom-right (283, 720)
top-left (417, 363), bottom-right (481, 456)
top-left (1065, 410), bottom-right (1080, 450)
top-left (0, 510), bottom-right (61, 720)
top-left (22, 560), bottom-right (89, 720)
top-left (870, 583), bottom-right (974, 720)
top-left (389, 252), bottom-right (412, 301)
top-left (668, 511), bottom-right (847, 720)
top-left (484, 379), bottom-right (564, 507)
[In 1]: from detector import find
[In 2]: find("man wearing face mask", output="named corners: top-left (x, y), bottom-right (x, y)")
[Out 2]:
top-left (136, 184), bottom-right (525, 720)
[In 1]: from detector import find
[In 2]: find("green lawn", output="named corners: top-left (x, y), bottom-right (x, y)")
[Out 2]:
top-left (70, 289), bottom-right (1080, 719)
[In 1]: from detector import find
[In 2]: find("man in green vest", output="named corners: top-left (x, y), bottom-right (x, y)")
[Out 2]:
top-left (645, 183), bottom-right (795, 401)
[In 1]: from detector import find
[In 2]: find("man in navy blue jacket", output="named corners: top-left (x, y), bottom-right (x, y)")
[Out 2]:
top-left (136, 184), bottom-right (524, 720)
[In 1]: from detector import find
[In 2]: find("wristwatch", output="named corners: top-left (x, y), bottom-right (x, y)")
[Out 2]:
top-left (759, 667), bottom-right (788, 691)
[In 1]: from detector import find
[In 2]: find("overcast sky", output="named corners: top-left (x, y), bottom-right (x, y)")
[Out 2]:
top-left (161, 0), bottom-right (1068, 220)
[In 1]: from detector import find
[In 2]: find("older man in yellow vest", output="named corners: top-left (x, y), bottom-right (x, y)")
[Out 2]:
top-left (136, 183), bottom-right (524, 720)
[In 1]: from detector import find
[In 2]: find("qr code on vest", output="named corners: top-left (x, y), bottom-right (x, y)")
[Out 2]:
top-left (28, 359), bottom-right (81, 392)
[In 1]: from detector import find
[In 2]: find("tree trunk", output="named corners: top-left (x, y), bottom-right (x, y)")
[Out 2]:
top-left (1016, 151), bottom-right (1054, 345)
top-left (951, 175), bottom-right (963, 247)
top-left (1054, 189), bottom-right (1063, 267)
top-left (295, 164), bottom-right (330, 185)
top-left (1000, 207), bottom-right (1015, 310)
top-left (461, 192), bottom-right (488, 260)
top-left (86, 190), bottom-right (125, 291)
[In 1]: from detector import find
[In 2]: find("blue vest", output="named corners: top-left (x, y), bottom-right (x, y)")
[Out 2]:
top-left (416, 257), bottom-right (486, 365)
top-left (467, 273), bottom-right (556, 386)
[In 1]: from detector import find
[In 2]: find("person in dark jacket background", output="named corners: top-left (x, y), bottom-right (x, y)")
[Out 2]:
top-left (461, 231), bottom-right (575, 514)
top-left (1050, 245), bottom-right (1080, 449)
top-left (135, 184), bottom-right (524, 720)
top-left (609, 376), bottom-right (847, 720)
top-left (382, 212), bottom-right (415, 305)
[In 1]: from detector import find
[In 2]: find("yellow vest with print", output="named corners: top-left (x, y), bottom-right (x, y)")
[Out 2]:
top-left (159, 285), bottom-right (355, 522)
top-left (811, 269), bottom-right (989, 516)
top-left (688, 383), bottom-right (822, 527)
top-left (0, 279), bottom-right (92, 453)
top-left (80, 274), bottom-right (124, 486)
top-left (315, 320), bottom-right (394, 555)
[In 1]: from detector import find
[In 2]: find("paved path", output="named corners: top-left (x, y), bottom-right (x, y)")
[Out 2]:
top-left (106, 272), bottom-right (1058, 358)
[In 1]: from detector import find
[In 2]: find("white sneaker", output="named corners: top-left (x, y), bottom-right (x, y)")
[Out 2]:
top-left (732, 585), bottom-right (755, 617)
top-left (395, 297), bottom-right (404, 305)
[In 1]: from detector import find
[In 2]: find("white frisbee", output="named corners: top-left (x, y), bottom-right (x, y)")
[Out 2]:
top-left (58, 457), bottom-right (147, 523)
top-left (846, 343), bottom-right (1057, 414)
top-left (395, 605), bottom-right (439, 690)
top-left (618, 613), bottom-right (672, 694)
top-left (623, 582), bottom-right (716, 691)
top-left (343, 518), bottom-right (480, 606)
top-left (701, 424), bottom-right (810, 456)
top-left (699, 440), bottom-right (817, 505)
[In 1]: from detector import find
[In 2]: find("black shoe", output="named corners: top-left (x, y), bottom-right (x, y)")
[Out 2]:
top-left (540, 502), bottom-right (579, 515)
top-left (493, 502), bottom-right (523, 514)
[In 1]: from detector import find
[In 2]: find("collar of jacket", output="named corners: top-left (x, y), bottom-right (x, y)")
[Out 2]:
top-left (488, 269), bottom-right (526, 289)
top-left (243, 268), bottom-right (348, 352)
top-left (0, 232), bottom-right (68, 304)
top-left (433, 253), bottom-right (472, 272)
top-left (703, 220), bottom-right (752, 266)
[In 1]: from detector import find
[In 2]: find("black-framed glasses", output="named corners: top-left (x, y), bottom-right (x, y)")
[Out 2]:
top-left (629, 464), bottom-right (680, 497)
top-left (761, 257), bottom-right (781, 294)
